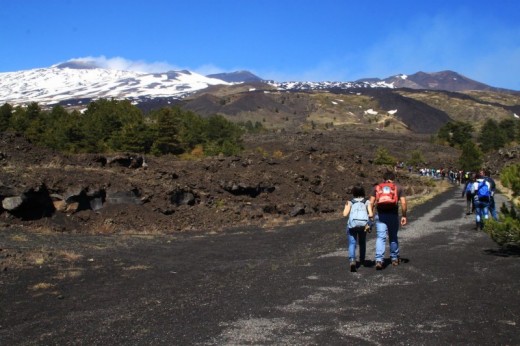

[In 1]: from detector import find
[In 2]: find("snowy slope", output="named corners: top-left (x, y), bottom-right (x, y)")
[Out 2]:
top-left (0, 63), bottom-right (231, 106)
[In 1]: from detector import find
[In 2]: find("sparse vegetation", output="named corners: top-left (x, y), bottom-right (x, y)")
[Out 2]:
top-left (374, 146), bottom-right (397, 165)
top-left (481, 164), bottom-right (520, 248)
top-left (407, 149), bottom-right (425, 167)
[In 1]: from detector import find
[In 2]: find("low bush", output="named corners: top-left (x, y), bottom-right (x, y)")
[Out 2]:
top-left (484, 203), bottom-right (520, 249)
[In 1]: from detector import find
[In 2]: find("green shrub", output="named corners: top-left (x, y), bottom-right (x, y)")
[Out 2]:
top-left (484, 203), bottom-right (520, 248)
top-left (407, 149), bottom-right (425, 167)
top-left (500, 164), bottom-right (520, 196)
top-left (374, 147), bottom-right (396, 165)
top-left (482, 163), bottom-right (520, 248)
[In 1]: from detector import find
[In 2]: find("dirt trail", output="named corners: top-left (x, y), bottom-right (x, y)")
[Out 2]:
top-left (1, 187), bottom-right (519, 345)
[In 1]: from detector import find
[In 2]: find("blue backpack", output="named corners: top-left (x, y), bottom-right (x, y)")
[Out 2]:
top-left (477, 179), bottom-right (491, 199)
top-left (465, 182), bottom-right (473, 194)
top-left (348, 198), bottom-right (369, 228)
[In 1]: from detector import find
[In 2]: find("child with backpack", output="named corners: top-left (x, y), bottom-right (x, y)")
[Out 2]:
top-left (343, 184), bottom-right (374, 272)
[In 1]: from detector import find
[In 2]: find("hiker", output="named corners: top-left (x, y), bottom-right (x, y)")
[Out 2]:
top-left (471, 171), bottom-right (492, 230)
top-left (462, 173), bottom-right (476, 215)
top-left (343, 184), bottom-right (374, 272)
top-left (482, 169), bottom-right (498, 221)
top-left (369, 171), bottom-right (407, 270)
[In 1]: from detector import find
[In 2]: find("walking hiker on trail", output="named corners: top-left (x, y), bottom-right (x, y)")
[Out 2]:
top-left (369, 171), bottom-right (407, 270)
top-left (462, 173), bottom-right (476, 215)
top-left (343, 184), bottom-right (374, 272)
top-left (471, 171), bottom-right (492, 230)
top-left (483, 169), bottom-right (498, 221)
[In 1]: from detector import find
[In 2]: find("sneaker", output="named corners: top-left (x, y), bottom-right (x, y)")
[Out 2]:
top-left (375, 261), bottom-right (383, 270)
top-left (350, 261), bottom-right (357, 272)
top-left (391, 259), bottom-right (399, 266)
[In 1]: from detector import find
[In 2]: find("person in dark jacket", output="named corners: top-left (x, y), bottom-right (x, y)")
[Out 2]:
top-left (462, 173), bottom-right (476, 215)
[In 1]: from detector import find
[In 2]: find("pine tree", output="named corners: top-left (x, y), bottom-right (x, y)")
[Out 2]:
top-left (458, 141), bottom-right (482, 172)
top-left (0, 103), bottom-right (13, 131)
top-left (478, 119), bottom-right (506, 152)
top-left (150, 108), bottom-right (182, 155)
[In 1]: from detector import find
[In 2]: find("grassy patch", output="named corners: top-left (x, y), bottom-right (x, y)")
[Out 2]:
top-left (123, 265), bottom-right (152, 271)
top-left (29, 282), bottom-right (56, 291)
top-left (407, 179), bottom-right (452, 212)
top-left (57, 250), bottom-right (83, 262)
top-left (10, 234), bottom-right (29, 242)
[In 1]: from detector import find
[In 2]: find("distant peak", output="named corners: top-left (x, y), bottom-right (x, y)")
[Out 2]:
top-left (206, 70), bottom-right (262, 83)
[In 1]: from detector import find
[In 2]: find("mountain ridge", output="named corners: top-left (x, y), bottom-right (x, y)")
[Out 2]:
top-left (1, 61), bottom-right (517, 107)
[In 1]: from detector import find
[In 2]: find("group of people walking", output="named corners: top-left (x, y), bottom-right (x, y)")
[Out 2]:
top-left (343, 168), bottom-right (498, 272)
top-left (461, 169), bottom-right (498, 230)
top-left (342, 171), bottom-right (407, 272)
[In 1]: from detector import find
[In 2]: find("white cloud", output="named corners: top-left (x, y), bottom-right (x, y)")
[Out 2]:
top-left (64, 57), bottom-right (238, 78)
top-left (66, 56), bottom-right (180, 73)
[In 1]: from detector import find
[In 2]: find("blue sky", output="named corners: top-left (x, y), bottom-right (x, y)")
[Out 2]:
top-left (1, 0), bottom-right (519, 90)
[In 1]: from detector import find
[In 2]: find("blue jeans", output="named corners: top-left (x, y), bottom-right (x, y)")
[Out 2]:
top-left (474, 198), bottom-right (490, 228)
top-left (347, 227), bottom-right (367, 262)
top-left (375, 213), bottom-right (400, 262)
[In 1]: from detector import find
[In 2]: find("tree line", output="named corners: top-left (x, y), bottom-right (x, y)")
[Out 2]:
top-left (436, 118), bottom-right (520, 172)
top-left (0, 99), bottom-right (265, 156)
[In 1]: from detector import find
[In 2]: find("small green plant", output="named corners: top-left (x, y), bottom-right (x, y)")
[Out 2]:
top-left (374, 147), bottom-right (396, 165)
top-left (272, 150), bottom-right (283, 158)
top-left (407, 149), bottom-right (425, 167)
top-left (215, 199), bottom-right (226, 209)
top-left (256, 147), bottom-right (269, 157)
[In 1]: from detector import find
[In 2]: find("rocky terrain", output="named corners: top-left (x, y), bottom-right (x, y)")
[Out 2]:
top-left (0, 129), bottom-right (463, 235)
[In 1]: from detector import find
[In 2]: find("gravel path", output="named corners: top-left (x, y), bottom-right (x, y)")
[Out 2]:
top-left (1, 186), bottom-right (519, 345)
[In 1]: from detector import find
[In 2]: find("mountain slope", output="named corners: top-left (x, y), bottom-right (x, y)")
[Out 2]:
top-left (383, 70), bottom-right (507, 92)
top-left (1, 62), bottom-right (518, 135)
top-left (0, 63), bottom-right (230, 106)
top-left (172, 82), bottom-right (520, 135)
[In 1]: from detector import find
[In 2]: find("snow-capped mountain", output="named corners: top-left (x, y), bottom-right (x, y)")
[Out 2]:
top-left (0, 61), bottom-right (513, 107)
top-left (268, 70), bottom-right (507, 93)
top-left (0, 61), bottom-right (231, 106)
